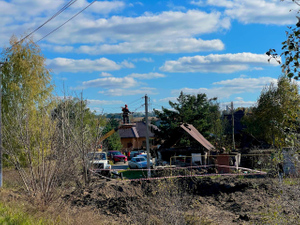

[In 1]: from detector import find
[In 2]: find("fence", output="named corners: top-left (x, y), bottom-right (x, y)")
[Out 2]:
top-left (90, 153), bottom-right (300, 181)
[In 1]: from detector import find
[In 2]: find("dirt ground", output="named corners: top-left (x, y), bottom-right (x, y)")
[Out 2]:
top-left (61, 175), bottom-right (300, 225)
top-left (2, 171), bottom-right (300, 225)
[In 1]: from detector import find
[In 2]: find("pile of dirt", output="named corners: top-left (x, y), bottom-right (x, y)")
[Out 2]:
top-left (63, 176), bottom-right (300, 224)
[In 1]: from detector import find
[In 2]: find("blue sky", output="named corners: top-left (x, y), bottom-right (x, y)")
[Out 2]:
top-left (0, 0), bottom-right (299, 114)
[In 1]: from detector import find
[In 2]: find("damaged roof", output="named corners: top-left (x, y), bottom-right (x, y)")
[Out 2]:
top-left (180, 123), bottom-right (215, 151)
top-left (118, 121), bottom-right (157, 138)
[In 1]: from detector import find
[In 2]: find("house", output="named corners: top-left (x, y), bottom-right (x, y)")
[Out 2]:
top-left (118, 121), bottom-right (158, 152)
top-left (158, 123), bottom-right (216, 164)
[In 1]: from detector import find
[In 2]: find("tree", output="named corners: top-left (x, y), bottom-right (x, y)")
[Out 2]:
top-left (154, 92), bottom-right (220, 147)
top-left (243, 76), bottom-right (300, 148)
top-left (1, 36), bottom-right (53, 115)
top-left (51, 96), bottom-right (104, 184)
top-left (102, 117), bottom-right (122, 151)
top-left (0, 36), bottom-right (57, 203)
top-left (267, 1), bottom-right (300, 79)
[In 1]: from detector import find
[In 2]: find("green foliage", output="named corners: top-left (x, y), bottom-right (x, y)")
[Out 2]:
top-left (267, 5), bottom-right (300, 80)
top-left (154, 92), bottom-right (221, 147)
top-left (0, 202), bottom-right (50, 225)
top-left (243, 76), bottom-right (300, 147)
top-left (1, 36), bottom-right (53, 115)
top-left (1, 36), bottom-right (54, 167)
top-left (102, 117), bottom-right (122, 151)
top-left (52, 97), bottom-right (100, 140)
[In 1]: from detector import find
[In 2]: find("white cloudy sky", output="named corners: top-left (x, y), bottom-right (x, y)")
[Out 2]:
top-left (0, 0), bottom-right (298, 114)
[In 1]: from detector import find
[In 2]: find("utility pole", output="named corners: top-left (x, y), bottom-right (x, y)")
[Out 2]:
top-left (145, 95), bottom-right (151, 178)
top-left (0, 62), bottom-right (5, 188)
top-left (231, 101), bottom-right (235, 151)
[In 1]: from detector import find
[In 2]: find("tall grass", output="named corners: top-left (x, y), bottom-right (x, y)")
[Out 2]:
top-left (0, 202), bottom-right (51, 225)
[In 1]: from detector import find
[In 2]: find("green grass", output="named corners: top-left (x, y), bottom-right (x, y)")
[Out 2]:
top-left (121, 170), bottom-right (148, 179)
top-left (0, 202), bottom-right (52, 225)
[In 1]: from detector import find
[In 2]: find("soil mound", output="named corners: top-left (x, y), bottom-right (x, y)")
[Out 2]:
top-left (65, 176), bottom-right (300, 224)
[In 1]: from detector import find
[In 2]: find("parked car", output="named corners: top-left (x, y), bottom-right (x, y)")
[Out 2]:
top-left (128, 156), bottom-right (153, 169)
top-left (108, 151), bottom-right (127, 164)
top-left (86, 152), bottom-right (111, 176)
top-left (138, 153), bottom-right (153, 163)
top-left (128, 150), bottom-right (146, 160)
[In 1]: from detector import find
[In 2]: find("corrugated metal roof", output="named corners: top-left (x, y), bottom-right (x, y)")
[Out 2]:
top-left (180, 123), bottom-right (215, 151)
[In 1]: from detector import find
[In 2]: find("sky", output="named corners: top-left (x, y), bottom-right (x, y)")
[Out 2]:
top-left (0, 0), bottom-right (299, 114)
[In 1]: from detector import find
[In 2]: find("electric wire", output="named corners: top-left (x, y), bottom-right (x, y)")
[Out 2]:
top-left (36, 0), bottom-right (97, 43)
top-left (13, 0), bottom-right (78, 47)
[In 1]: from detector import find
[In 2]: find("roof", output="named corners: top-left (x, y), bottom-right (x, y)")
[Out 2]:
top-left (160, 123), bottom-right (215, 151)
top-left (180, 124), bottom-right (215, 151)
top-left (118, 121), bottom-right (158, 138)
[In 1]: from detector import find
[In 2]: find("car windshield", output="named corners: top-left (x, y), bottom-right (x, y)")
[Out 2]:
top-left (136, 157), bottom-right (146, 162)
top-left (112, 151), bottom-right (122, 155)
top-left (87, 153), bottom-right (106, 160)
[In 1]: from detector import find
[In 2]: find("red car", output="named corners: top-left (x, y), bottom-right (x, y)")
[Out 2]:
top-left (108, 151), bottom-right (127, 164)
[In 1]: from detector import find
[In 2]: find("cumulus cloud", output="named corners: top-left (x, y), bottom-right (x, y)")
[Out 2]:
top-left (160, 52), bottom-right (279, 73)
top-left (0, 0), bottom-right (125, 46)
top-left (87, 99), bottom-right (124, 105)
top-left (100, 87), bottom-right (158, 96)
top-left (76, 38), bottom-right (224, 54)
top-left (61, 10), bottom-right (230, 45)
top-left (46, 57), bottom-right (133, 73)
top-left (128, 72), bottom-right (166, 80)
top-left (191, 0), bottom-right (298, 25)
top-left (131, 57), bottom-right (154, 63)
top-left (170, 76), bottom-right (277, 99)
top-left (219, 99), bottom-right (256, 109)
top-left (75, 77), bottom-right (139, 90)
top-left (100, 72), bottom-right (112, 77)
top-left (1, 8), bottom-right (230, 47)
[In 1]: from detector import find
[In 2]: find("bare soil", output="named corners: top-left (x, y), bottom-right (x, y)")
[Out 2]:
top-left (63, 176), bottom-right (300, 224)
top-left (2, 170), bottom-right (300, 225)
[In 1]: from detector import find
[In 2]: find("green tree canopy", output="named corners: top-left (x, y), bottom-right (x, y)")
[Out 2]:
top-left (243, 76), bottom-right (300, 147)
top-left (154, 92), bottom-right (220, 147)
top-left (102, 117), bottom-right (122, 151)
top-left (1, 36), bottom-right (53, 113)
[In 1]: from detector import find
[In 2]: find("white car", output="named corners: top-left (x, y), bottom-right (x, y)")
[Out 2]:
top-left (138, 153), bottom-right (153, 163)
top-left (128, 156), bottom-right (153, 169)
top-left (87, 152), bottom-right (111, 176)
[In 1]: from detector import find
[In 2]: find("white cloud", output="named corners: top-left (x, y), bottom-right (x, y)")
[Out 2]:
top-left (100, 87), bottom-right (158, 96)
top-left (219, 100), bottom-right (256, 109)
top-left (192, 0), bottom-right (298, 25)
top-left (131, 57), bottom-right (154, 63)
top-left (59, 10), bottom-right (230, 44)
top-left (128, 72), bottom-right (166, 80)
top-left (1, 9), bottom-right (230, 47)
top-left (75, 77), bottom-right (139, 90)
top-left (0, 0), bottom-right (125, 46)
top-left (170, 76), bottom-right (277, 99)
top-left (76, 38), bottom-right (224, 54)
top-left (41, 44), bottom-right (74, 53)
top-left (159, 97), bottom-right (178, 102)
top-left (46, 57), bottom-right (132, 73)
top-left (160, 52), bottom-right (279, 73)
top-left (75, 0), bottom-right (125, 14)
top-left (100, 72), bottom-right (112, 77)
top-left (121, 60), bottom-right (135, 68)
top-left (87, 99), bottom-right (124, 105)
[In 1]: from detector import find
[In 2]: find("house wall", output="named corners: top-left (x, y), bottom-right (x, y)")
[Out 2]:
top-left (121, 137), bottom-right (155, 151)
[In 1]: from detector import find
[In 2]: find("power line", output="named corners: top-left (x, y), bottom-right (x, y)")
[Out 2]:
top-left (37, 0), bottom-right (97, 43)
top-left (13, 0), bottom-right (78, 46)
